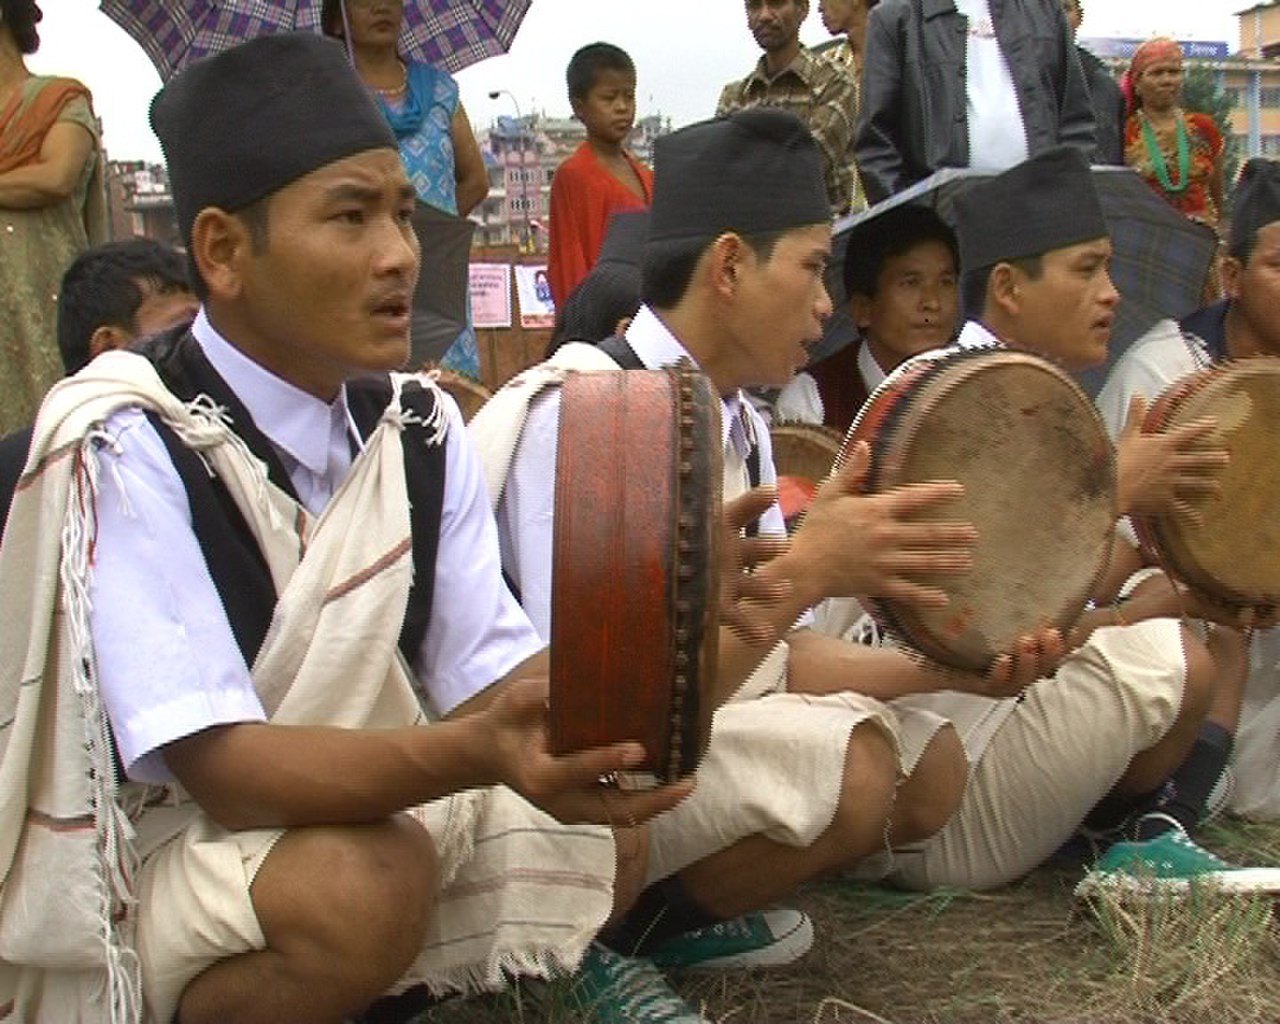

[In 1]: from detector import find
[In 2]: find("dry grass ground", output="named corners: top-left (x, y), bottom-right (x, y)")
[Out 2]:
top-left (416, 818), bottom-right (1280, 1024)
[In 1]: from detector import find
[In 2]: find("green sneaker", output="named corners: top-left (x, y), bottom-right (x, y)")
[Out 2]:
top-left (571, 942), bottom-right (707, 1023)
top-left (649, 908), bottom-right (814, 972)
top-left (1075, 815), bottom-right (1280, 899)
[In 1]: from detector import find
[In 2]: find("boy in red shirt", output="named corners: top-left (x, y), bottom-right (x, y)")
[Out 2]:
top-left (547, 43), bottom-right (653, 308)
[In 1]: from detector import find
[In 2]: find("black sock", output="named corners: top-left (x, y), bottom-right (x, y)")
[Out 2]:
top-left (1133, 722), bottom-right (1234, 841)
top-left (596, 876), bottom-right (722, 958)
top-left (1084, 789), bottom-right (1152, 835)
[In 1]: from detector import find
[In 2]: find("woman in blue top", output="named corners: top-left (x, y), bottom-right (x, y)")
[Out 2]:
top-left (323, 0), bottom-right (489, 376)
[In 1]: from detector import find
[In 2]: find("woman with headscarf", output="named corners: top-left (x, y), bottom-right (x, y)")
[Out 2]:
top-left (0, 0), bottom-right (108, 433)
top-left (321, 0), bottom-right (489, 378)
top-left (1123, 37), bottom-right (1224, 229)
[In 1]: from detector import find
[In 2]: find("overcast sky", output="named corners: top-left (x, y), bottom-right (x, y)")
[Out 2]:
top-left (31, 0), bottom-right (1249, 163)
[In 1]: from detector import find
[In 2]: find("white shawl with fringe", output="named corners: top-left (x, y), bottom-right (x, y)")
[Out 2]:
top-left (0, 350), bottom-right (614, 1022)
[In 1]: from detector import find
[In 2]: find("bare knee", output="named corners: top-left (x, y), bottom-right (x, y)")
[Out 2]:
top-left (1179, 625), bottom-right (1215, 724)
top-left (827, 722), bottom-right (898, 861)
top-left (890, 724), bottom-right (965, 846)
top-left (253, 815), bottom-right (438, 985)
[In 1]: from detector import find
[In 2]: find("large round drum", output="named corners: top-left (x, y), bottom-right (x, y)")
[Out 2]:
top-left (843, 348), bottom-right (1117, 671)
top-left (549, 365), bottom-right (722, 787)
top-left (770, 423), bottom-right (843, 525)
top-left (1133, 358), bottom-right (1280, 606)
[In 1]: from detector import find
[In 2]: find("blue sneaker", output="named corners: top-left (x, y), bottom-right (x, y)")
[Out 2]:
top-left (649, 908), bottom-right (814, 972)
top-left (572, 942), bottom-right (707, 1023)
top-left (1075, 814), bottom-right (1280, 899)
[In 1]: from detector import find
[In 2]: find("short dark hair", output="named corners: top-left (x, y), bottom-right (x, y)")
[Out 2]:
top-left (185, 196), bottom-right (272, 301)
top-left (547, 261), bottom-right (642, 357)
top-left (959, 254), bottom-right (1044, 322)
top-left (842, 205), bottom-right (958, 301)
top-left (57, 238), bottom-right (190, 374)
top-left (641, 231), bottom-right (784, 310)
top-left (0, 0), bottom-right (41, 54)
top-left (566, 43), bottom-right (635, 102)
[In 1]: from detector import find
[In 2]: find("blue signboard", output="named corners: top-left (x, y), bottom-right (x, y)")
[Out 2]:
top-left (1080, 37), bottom-right (1231, 60)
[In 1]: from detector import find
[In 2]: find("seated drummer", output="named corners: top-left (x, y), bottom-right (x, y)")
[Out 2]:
top-left (476, 109), bottom-right (1059, 982)
top-left (775, 204), bottom-right (961, 432)
top-left (858, 146), bottom-right (1279, 896)
top-left (1097, 157), bottom-right (1280, 822)
top-left (0, 35), bottom-right (700, 1024)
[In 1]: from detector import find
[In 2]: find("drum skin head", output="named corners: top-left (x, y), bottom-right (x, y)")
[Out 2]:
top-left (771, 423), bottom-right (842, 524)
top-left (1137, 359), bottom-right (1280, 605)
top-left (849, 349), bottom-right (1117, 671)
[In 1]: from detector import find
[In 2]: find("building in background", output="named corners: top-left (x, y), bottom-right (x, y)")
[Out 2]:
top-left (104, 160), bottom-right (179, 244)
top-left (99, 112), bottom-right (672, 254)
top-left (475, 112), bottom-right (670, 253)
top-left (1082, 1), bottom-right (1280, 161)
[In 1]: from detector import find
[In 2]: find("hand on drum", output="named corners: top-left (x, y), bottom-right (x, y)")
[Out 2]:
top-left (925, 626), bottom-right (1066, 699)
top-left (721, 485), bottom-right (791, 645)
top-left (795, 440), bottom-right (977, 607)
top-left (1167, 578), bottom-right (1280, 631)
top-left (1116, 395), bottom-right (1228, 520)
top-left (480, 676), bottom-right (695, 826)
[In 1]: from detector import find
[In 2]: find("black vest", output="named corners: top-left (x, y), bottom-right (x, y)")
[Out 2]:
top-left (137, 328), bottom-right (445, 670)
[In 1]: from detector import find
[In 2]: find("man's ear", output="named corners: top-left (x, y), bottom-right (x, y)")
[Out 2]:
top-left (707, 232), bottom-right (750, 298)
top-left (850, 292), bottom-right (872, 331)
top-left (1220, 254), bottom-right (1243, 302)
top-left (988, 261), bottom-right (1021, 318)
top-left (87, 324), bottom-right (133, 360)
top-left (190, 207), bottom-right (251, 303)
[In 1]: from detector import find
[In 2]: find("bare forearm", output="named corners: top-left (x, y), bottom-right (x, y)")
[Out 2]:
top-left (1092, 533), bottom-right (1144, 603)
top-left (455, 172), bottom-right (488, 218)
top-left (785, 628), bottom-right (946, 700)
top-left (0, 163), bottom-right (76, 208)
top-left (1065, 584), bottom-right (1181, 651)
top-left (163, 717), bottom-right (498, 832)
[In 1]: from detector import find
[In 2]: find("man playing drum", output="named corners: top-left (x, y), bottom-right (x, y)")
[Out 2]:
top-left (858, 146), bottom-right (1280, 896)
top-left (473, 109), bottom-right (1060, 994)
top-left (1097, 156), bottom-right (1280, 823)
top-left (0, 34), bottom-right (711, 1024)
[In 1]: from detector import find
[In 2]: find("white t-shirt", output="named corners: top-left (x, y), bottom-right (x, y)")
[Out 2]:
top-left (955, 0), bottom-right (1029, 170)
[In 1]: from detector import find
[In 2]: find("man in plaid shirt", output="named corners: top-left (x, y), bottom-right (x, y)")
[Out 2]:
top-left (717, 0), bottom-right (858, 216)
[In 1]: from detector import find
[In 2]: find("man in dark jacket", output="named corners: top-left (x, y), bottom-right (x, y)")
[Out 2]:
top-left (1063, 0), bottom-right (1125, 165)
top-left (855, 0), bottom-right (1095, 203)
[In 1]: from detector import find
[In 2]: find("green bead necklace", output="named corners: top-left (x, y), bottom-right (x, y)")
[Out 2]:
top-left (1141, 110), bottom-right (1191, 195)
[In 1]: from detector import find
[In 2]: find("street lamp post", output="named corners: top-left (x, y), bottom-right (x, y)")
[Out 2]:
top-left (488, 89), bottom-right (532, 252)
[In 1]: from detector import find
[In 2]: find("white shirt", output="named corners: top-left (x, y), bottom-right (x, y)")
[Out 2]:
top-left (955, 318), bottom-right (1004, 351)
top-left (774, 371), bottom-right (824, 425)
top-left (90, 310), bottom-right (543, 784)
top-left (1095, 318), bottom-right (1207, 441)
top-left (955, 0), bottom-right (1029, 171)
top-left (497, 304), bottom-right (797, 640)
top-left (858, 341), bottom-right (890, 395)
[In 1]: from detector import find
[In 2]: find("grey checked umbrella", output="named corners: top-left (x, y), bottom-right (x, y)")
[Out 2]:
top-left (100, 0), bottom-right (531, 80)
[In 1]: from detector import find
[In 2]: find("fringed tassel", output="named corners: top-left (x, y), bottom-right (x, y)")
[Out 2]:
top-left (60, 438), bottom-right (142, 1024)
top-left (390, 374), bottom-right (449, 447)
top-left (169, 394), bottom-right (289, 535)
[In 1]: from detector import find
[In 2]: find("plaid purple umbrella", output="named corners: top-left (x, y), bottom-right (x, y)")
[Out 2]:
top-left (814, 165), bottom-right (1218, 396)
top-left (100, 0), bottom-right (531, 80)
